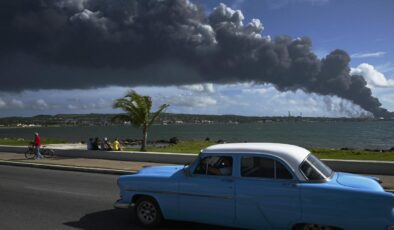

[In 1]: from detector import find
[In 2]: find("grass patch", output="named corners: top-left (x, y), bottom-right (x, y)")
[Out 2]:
top-left (145, 142), bottom-right (394, 161)
top-left (145, 140), bottom-right (216, 154)
top-left (146, 142), bottom-right (394, 161)
top-left (311, 148), bottom-right (394, 161)
top-left (0, 137), bottom-right (67, 146)
top-left (384, 186), bottom-right (394, 190)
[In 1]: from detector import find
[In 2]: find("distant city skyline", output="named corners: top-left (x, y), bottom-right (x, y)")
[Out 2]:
top-left (0, 0), bottom-right (393, 118)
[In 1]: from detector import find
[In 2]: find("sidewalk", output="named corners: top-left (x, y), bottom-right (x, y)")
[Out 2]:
top-left (0, 151), bottom-right (166, 173)
top-left (0, 151), bottom-right (393, 190)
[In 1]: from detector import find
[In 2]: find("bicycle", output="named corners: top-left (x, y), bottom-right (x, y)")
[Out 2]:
top-left (25, 144), bottom-right (55, 159)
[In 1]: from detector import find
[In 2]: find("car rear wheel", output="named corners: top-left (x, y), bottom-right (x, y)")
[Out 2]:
top-left (134, 197), bottom-right (163, 227)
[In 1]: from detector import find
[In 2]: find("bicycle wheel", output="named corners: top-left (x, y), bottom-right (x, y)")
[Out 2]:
top-left (42, 149), bottom-right (54, 158)
top-left (25, 148), bottom-right (35, 159)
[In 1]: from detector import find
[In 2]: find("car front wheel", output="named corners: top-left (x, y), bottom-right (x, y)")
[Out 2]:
top-left (134, 197), bottom-right (163, 227)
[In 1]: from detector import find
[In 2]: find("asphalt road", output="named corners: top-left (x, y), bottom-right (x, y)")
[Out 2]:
top-left (0, 165), bottom-right (230, 230)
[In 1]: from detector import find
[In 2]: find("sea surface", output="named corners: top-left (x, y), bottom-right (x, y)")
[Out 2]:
top-left (0, 121), bottom-right (393, 149)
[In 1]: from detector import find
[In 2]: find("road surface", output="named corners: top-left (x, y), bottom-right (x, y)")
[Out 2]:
top-left (0, 165), bottom-right (230, 230)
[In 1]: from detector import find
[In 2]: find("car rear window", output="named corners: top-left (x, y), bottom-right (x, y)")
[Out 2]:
top-left (241, 156), bottom-right (293, 180)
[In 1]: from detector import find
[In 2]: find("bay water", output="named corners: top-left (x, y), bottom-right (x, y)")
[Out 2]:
top-left (1, 121), bottom-right (393, 149)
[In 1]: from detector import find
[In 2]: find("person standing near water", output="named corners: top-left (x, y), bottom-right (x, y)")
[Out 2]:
top-left (34, 132), bottom-right (43, 159)
top-left (87, 138), bottom-right (94, 150)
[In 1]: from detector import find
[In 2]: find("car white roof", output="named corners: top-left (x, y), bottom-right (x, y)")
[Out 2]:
top-left (202, 143), bottom-right (311, 179)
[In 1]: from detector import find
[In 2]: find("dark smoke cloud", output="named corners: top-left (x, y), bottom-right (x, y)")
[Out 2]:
top-left (0, 0), bottom-right (392, 118)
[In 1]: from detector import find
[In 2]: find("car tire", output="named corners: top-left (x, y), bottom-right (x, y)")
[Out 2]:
top-left (134, 197), bottom-right (163, 228)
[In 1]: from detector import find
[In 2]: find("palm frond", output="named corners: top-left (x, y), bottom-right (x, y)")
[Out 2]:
top-left (111, 114), bottom-right (131, 123)
top-left (148, 104), bottom-right (170, 126)
top-left (114, 90), bottom-right (169, 128)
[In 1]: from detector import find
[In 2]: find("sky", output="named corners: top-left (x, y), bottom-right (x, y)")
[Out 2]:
top-left (0, 0), bottom-right (393, 118)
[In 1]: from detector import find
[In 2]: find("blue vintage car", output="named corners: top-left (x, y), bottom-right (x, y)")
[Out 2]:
top-left (114, 143), bottom-right (394, 230)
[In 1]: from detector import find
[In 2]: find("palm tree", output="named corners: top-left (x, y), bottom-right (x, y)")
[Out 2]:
top-left (113, 90), bottom-right (169, 151)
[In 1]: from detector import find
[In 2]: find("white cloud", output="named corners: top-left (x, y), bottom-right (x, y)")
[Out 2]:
top-left (241, 84), bottom-right (276, 95)
top-left (92, 98), bottom-right (111, 109)
top-left (351, 51), bottom-right (386, 59)
top-left (1, 82), bottom-right (391, 118)
top-left (351, 63), bottom-right (394, 88)
top-left (10, 99), bottom-right (25, 108)
top-left (67, 104), bottom-right (78, 110)
top-left (65, 98), bottom-right (111, 111)
top-left (32, 99), bottom-right (49, 110)
top-left (179, 83), bottom-right (215, 93)
top-left (213, 3), bottom-right (245, 27)
top-left (0, 98), bottom-right (6, 108)
top-left (166, 95), bottom-right (217, 107)
top-left (70, 9), bottom-right (110, 32)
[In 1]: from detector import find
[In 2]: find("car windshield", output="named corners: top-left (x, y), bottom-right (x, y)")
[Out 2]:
top-left (300, 154), bottom-right (333, 181)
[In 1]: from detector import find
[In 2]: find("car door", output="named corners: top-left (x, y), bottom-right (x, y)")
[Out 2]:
top-left (235, 155), bottom-right (301, 229)
top-left (178, 155), bottom-right (235, 227)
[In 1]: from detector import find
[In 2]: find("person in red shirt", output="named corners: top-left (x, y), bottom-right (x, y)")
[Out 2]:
top-left (34, 132), bottom-right (43, 159)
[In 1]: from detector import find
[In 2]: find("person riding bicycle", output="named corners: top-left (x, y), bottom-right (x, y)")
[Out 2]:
top-left (34, 132), bottom-right (43, 159)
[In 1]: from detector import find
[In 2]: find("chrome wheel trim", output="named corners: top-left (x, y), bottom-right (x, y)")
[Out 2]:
top-left (303, 224), bottom-right (332, 230)
top-left (136, 200), bottom-right (157, 225)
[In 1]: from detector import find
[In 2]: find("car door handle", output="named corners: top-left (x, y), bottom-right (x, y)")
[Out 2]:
top-left (222, 178), bottom-right (234, 183)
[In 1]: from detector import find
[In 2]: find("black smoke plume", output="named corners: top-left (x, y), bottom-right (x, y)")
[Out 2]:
top-left (0, 0), bottom-right (392, 118)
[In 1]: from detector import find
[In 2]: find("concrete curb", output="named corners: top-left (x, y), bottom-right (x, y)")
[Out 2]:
top-left (0, 160), bottom-right (135, 175)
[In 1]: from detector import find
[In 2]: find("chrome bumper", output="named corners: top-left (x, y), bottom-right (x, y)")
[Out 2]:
top-left (113, 200), bottom-right (130, 209)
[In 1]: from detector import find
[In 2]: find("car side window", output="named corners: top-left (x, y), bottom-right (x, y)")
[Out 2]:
top-left (241, 156), bottom-right (293, 180)
top-left (241, 157), bottom-right (274, 178)
top-left (194, 156), bottom-right (233, 176)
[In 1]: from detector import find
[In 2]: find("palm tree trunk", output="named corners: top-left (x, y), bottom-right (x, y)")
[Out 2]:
top-left (141, 126), bottom-right (148, 151)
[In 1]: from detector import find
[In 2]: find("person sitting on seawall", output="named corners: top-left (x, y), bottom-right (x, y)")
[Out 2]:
top-left (92, 137), bottom-right (100, 150)
top-left (112, 138), bottom-right (122, 151)
top-left (101, 137), bottom-right (112, 151)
